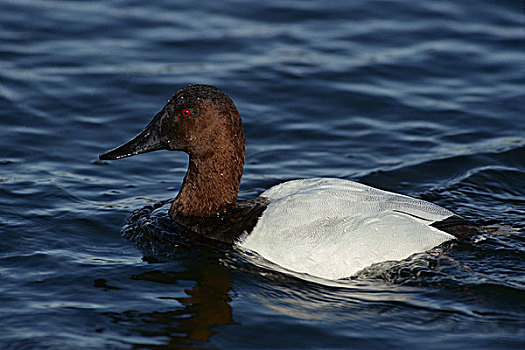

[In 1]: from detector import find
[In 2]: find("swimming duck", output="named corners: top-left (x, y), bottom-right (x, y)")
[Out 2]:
top-left (100, 84), bottom-right (488, 279)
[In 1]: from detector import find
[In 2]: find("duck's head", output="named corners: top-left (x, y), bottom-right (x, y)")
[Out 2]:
top-left (100, 84), bottom-right (245, 217)
top-left (100, 84), bottom-right (244, 161)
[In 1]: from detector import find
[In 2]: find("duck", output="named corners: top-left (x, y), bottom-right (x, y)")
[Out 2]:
top-left (100, 84), bottom-right (491, 280)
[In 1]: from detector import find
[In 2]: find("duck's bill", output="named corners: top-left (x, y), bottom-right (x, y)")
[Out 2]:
top-left (99, 112), bottom-right (167, 160)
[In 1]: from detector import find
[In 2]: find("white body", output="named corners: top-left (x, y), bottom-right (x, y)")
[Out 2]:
top-left (238, 178), bottom-right (455, 280)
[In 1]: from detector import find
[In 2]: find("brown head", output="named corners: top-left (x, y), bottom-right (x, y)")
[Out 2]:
top-left (100, 85), bottom-right (245, 217)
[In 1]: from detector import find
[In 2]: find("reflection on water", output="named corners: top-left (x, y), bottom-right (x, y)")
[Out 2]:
top-left (105, 256), bottom-right (233, 348)
top-left (114, 202), bottom-right (235, 348)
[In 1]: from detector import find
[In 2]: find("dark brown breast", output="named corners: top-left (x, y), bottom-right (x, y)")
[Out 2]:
top-left (172, 196), bottom-right (270, 244)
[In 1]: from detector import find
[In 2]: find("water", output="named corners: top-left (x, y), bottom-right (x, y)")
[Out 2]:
top-left (1, 0), bottom-right (524, 348)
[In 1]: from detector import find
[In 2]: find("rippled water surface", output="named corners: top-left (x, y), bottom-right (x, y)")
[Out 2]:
top-left (1, 0), bottom-right (524, 349)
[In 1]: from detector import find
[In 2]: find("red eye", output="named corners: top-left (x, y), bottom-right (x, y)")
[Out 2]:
top-left (181, 109), bottom-right (191, 118)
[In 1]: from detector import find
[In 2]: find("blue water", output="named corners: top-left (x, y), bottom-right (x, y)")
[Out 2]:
top-left (1, 0), bottom-right (524, 349)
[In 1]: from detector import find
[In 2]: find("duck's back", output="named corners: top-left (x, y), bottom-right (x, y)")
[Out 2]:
top-left (238, 178), bottom-right (455, 279)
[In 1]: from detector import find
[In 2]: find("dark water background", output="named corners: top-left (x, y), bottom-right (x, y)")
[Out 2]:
top-left (1, 1), bottom-right (524, 349)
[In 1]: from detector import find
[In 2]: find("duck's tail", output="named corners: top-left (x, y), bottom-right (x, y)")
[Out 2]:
top-left (431, 215), bottom-right (517, 240)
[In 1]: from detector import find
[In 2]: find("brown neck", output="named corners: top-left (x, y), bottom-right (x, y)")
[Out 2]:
top-left (169, 149), bottom-right (244, 218)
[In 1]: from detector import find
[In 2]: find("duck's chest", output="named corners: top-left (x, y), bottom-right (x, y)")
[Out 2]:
top-left (174, 196), bottom-right (270, 243)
